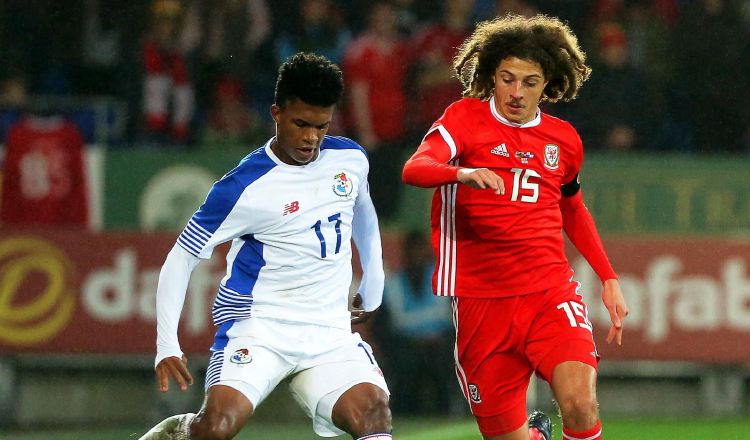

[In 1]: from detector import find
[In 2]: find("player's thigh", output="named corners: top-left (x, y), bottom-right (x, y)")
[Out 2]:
top-left (289, 336), bottom-right (389, 437)
top-left (454, 296), bottom-right (532, 436)
top-left (206, 336), bottom-right (294, 410)
top-left (527, 287), bottom-right (599, 384)
top-left (465, 353), bottom-right (532, 437)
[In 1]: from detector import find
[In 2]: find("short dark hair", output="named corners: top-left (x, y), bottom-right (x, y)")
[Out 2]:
top-left (274, 52), bottom-right (344, 108)
top-left (454, 14), bottom-right (591, 103)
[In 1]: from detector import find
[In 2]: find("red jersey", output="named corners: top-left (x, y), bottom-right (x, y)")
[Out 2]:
top-left (1, 116), bottom-right (89, 226)
top-left (409, 98), bottom-right (583, 298)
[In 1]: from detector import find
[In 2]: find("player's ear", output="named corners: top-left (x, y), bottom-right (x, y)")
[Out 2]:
top-left (270, 104), bottom-right (282, 124)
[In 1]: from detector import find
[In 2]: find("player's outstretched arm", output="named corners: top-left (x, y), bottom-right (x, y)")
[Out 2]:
top-left (154, 244), bottom-right (201, 390)
top-left (351, 178), bottom-right (384, 324)
top-left (560, 191), bottom-right (628, 344)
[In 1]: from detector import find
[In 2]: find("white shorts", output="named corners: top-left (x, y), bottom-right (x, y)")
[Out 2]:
top-left (205, 317), bottom-right (389, 437)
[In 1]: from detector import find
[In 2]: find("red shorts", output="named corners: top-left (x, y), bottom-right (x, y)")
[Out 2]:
top-left (452, 282), bottom-right (599, 436)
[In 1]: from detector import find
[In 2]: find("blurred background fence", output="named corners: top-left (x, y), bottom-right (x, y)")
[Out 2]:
top-left (0, 0), bottom-right (749, 433)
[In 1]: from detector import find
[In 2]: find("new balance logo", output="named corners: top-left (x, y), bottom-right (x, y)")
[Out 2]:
top-left (490, 143), bottom-right (509, 157)
top-left (283, 201), bottom-right (300, 215)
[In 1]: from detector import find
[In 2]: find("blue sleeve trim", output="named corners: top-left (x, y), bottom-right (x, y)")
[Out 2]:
top-left (321, 135), bottom-right (368, 159)
top-left (177, 148), bottom-right (276, 255)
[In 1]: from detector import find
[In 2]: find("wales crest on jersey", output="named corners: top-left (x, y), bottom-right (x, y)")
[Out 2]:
top-left (544, 144), bottom-right (559, 170)
top-left (332, 172), bottom-right (353, 197)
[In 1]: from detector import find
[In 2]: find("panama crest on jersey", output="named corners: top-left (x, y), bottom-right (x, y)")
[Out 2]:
top-left (544, 144), bottom-right (560, 170)
top-left (332, 172), bottom-right (353, 197)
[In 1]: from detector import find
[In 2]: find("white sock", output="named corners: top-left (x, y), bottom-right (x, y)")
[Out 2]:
top-left (356, 434), bottom-right (392, 440)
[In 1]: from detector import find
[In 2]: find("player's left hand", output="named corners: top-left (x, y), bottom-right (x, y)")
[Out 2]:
top-left (350, 293), bottom-right (376, 325)
top-left (601, 278), bottom-right (629, 345)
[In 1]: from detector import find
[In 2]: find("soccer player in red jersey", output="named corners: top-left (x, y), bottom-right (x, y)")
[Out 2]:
top-left (402, 15), bottom-right (629, 440)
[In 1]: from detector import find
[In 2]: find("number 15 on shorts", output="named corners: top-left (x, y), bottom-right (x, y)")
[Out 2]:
top-left (557, 301), bottom-right (593, 333)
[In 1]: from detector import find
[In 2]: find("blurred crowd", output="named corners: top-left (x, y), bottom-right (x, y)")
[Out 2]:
top-left (1, 0), bottom-right (750, 218)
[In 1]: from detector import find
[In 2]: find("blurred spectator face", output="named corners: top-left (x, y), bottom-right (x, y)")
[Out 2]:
top-left (495, 0), bottom-right (538, 17)
top-left (302, 0), bottom-right (329, 25)
top-left (216, 77), bottom-right (245, 106)
top-left (704, 0), bottom-right (724, 15)
top-left (598, 23), bottom-right (629, 68)
top-left (446, 0), bottom-right (475, 19)
top-left (153, 17), bottom-right (177, 43)
top-left (492, 57), bottom-right (547, 124)
top-left (370, 3), bottom-right (397, 37)
top-left (0, 77), bottom-right (28, 106)
top-left (151, 0), bottom-right (181, 42)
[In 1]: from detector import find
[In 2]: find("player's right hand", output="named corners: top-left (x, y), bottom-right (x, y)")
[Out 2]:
top-left (155, 355), bottom-right (194, 393)
top-left (457, 168), bottom-right (505, 195)
top-left (602, 279), bottom-right (629, 345)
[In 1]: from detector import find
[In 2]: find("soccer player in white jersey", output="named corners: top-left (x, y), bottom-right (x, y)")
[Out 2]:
top-left (139, 52), bottom-right (393, 440)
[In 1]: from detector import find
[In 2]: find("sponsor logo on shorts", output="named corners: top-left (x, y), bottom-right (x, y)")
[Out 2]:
top-left (230, 348), bottom-right (252, 364)
top-left (468, 383), bottom-right (482, 403)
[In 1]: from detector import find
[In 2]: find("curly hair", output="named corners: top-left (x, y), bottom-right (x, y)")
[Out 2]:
top-left (453, 14), bottom-right (591, 103)
top-left (274, 52), bottom-right (344, 107)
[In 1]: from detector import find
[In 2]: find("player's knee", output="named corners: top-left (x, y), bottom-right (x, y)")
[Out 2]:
top-left (337, 389), bottom-right (392, 435)
top-left (557, 394), bottom-right (599, 429)
top-left (363, 393), bottom-right (392, 432)
top-left (358, 394), bottom-right (392, 434)
top-left (190, 411), bottom-right (244, 440)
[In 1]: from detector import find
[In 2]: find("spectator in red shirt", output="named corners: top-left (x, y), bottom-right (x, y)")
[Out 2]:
top-left (408, 0), bottom-right (474, 134)
top-left (142, 0), bottom-right (194, 144)
top-left (1, 113), bottom-right (89, 227)
top-left (343, 1), bottom-right (410, 220)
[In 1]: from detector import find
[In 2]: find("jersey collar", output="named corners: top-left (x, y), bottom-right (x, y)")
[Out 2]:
top-left (265, 137), bottom-right (323, 169)
top-left (489, 98), bottom-right (541, 128)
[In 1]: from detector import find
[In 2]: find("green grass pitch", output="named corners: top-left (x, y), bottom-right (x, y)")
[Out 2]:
top-left (1, 417), bottom-right (747, 440)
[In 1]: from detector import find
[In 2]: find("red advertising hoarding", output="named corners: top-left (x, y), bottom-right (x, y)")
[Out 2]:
top-left (0, 229), bottom-right (748, 363)
top-left (570, 238), bottom-right (750, 363)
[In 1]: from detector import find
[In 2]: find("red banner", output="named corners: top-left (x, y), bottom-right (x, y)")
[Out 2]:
top-left (570, 238), bottom-right (750, 363)
top-left (0, 230), bottom-right (748, 363)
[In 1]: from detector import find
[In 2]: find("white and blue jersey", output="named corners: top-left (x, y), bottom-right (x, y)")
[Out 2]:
top-left (154, 136), bottom-right (384, 366)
